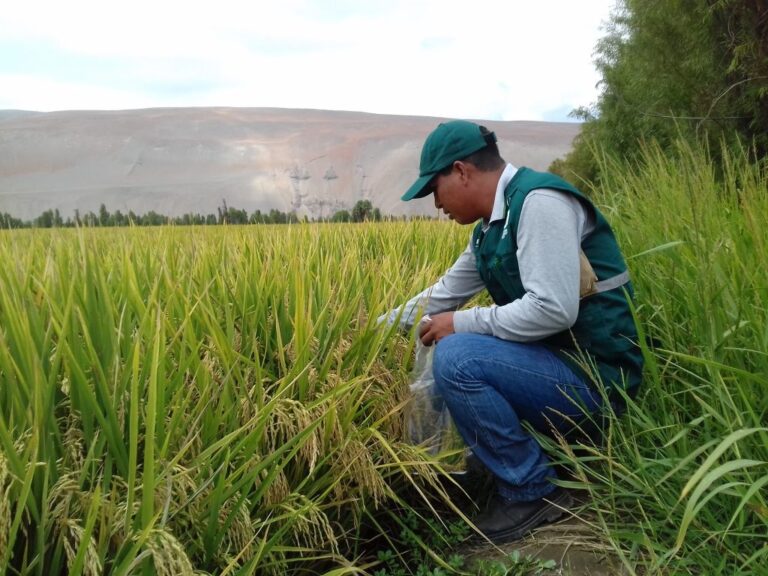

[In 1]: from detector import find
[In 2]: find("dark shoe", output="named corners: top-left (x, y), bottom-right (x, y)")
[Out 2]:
top-left (472, 487), bottom-right (573, 544)
top-left (448, 453), bottom-right (491, 490)
top-left (439, 453), bottom-right (494, 508)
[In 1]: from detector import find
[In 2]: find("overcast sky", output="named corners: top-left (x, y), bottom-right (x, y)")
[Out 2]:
top-left (0, 0), bottom-right (615, 122)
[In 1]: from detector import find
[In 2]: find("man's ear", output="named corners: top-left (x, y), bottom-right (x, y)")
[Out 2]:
top-left (454, 160), bottom-right (472, 184)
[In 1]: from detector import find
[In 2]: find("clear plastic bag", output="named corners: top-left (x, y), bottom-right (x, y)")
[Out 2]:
top-left (407, 319), bottom-right (453, 454)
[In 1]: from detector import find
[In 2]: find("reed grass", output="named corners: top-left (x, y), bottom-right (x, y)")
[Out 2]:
top-left (547, 140), bottom-right (768, 575)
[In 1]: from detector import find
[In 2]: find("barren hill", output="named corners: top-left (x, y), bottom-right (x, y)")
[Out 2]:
top-left (0, 107), bottom-right (580, 221)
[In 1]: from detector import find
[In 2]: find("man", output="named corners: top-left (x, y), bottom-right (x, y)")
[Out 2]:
top-left (380, 120), bottom-right (643, 543)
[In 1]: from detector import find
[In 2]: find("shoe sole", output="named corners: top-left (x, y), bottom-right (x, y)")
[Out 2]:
top-left (474, 489), bottom-right (574, 545)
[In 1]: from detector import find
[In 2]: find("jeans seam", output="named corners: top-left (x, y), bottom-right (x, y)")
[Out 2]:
top-left (452, 355), bottom-right (598, 415)
top-left (450, 372), bottom-right (532, 487)
top-left (444, 363), bottom-right (558, 489)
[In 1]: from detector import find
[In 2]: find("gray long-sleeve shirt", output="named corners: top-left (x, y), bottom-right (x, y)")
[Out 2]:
top-left (381, 164), bottom-right (595, 341)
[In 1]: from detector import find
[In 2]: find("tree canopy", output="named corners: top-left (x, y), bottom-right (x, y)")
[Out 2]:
top-left (553, 0), bottom-right (768, 184)
top-left (350, 200), bottom-right (382, 222)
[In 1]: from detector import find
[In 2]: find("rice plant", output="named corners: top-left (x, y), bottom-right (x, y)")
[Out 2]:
top-left (0, 221), bottom-right (467, 575)
top-left (1, 140), bottom-right (765, 575)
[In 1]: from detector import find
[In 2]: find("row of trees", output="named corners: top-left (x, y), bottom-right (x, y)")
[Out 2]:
top-left (552, 0), bottom-right (768, 184)
top-left (0, 200), bottom-right (389, 229)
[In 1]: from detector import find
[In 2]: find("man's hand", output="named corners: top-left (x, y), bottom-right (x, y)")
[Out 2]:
top-left (419, 312), bottom-right (455, 346)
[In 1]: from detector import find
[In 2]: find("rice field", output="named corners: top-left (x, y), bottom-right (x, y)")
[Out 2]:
top-left (0, 220), bottom-right (469, 575)
top-left (0, 140), bottom-right (766, 575)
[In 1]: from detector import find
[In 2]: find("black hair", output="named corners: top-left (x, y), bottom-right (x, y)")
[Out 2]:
top-left (461, 126), bottom-right (505, 172)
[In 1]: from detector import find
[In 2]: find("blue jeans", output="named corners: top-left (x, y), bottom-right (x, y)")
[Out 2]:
top-left (433, 333), bottom-right (608, 503)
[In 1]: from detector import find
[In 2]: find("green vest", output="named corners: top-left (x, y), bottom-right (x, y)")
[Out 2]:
top-left (471, 167), bottom-right (643, 393)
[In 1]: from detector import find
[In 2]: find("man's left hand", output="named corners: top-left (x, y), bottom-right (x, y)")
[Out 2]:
top-left (419, 312), bottom-right (455, 346)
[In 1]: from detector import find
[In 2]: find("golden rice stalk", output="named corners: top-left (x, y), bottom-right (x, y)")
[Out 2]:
top-left (62, 412), bottom-right (86, 471)
top-left (146, 528), bottom-right (195, 576)
top-left (333, 337), bottom-right (352, 367)
top-left (261, 467), bottom-right (290, 509)
top-left (61, 519), bottom-right (102, 576)
top-left (201, 348), bottom-right (225, 386)
top-left (216, 495), bottom-right (255, 564)
top-left (160, 464), bottom-right (255, 565)
top-left (329, 438), bottom-right (388, 509)
top-left (0, 452), bottom-right (10, 556)
top-left (149, 465), bottom-right (203, 554)
top-left (365, 361), bottom-right (408, 437)
top-left (232, 329), bottom-right (242, 354)
top-left (265, 398), bottom-right (319, 474)
top-left (238, 375), bottom-right (267, 422)
top-left (49, 472), bottom-right (84, 524)
top-left (280, 492), bottom-right (338, 555)
top-left (106, 475), bottom-right (136, 544)
top-left (315, 372), bottom-right (345, 400)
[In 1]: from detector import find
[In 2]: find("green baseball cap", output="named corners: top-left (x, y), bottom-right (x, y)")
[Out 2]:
top-left (401, 120), bottom-right (496, 201)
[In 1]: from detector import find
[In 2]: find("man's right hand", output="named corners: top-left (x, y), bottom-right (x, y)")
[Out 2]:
top-left (419, 312), bottom-right (455, 346)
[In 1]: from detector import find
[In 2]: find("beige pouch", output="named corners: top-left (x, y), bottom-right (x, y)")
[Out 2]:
top-left (579, 250), bottom-right (598, 299)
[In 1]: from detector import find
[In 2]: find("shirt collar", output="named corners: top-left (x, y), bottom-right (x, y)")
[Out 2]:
top-left (488, 163), bottom-right (517, 223)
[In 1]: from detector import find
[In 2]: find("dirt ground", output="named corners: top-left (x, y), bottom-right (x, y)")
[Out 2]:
top-left (459, 495), bottom-right (630, 576)
top-left (464, 518), bottom-right (623, 575)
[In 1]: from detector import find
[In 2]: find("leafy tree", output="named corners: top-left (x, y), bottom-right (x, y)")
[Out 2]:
top-left (217, 199), bottom-right (227, 224)
top-left (554, 0), bottom-right (768, 183)
top-left (99, 203), bottom-right (110, 226)
top-left (83, 211), bottom-right (98, 227)
top-left (331, 209), bottom-right (351, 223)
top-left (142, 211), bottom-right (165, 226)
top-left (250, 209), bottom-right (264, 224)
top-left (351, 200), bottom-right (381, 222)
top-left (351, 200), bottom-right (372, 222)
top-left (709, 0), bottom-right (768, 155)
top-left (268, 209), bottom-right (286, 224)
top-left (224, 207), bottom-right (248, 224)
top-left (1, 212), bottom-right (24, 228)
top-left (35, 210), bottom-right (54, 228)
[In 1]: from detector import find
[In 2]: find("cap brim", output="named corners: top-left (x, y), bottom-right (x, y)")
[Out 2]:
top-left (401, 174), bottom-right (433, 201)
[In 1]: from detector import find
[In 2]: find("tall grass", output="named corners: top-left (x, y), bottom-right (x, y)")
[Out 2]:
top-left (551, 141), bottom-right (768, 575)
top-left (0, 222), bottom-right (466, 575)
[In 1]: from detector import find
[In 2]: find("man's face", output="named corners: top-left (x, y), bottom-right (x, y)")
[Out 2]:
top-left (430, 163), bottom-right (476, 224)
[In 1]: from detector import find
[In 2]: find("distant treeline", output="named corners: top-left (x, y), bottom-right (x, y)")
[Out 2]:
top-left (0, 199), bottom-right (429, 229)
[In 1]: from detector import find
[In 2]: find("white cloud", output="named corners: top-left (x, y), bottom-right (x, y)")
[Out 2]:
top-left (0, 75), bottom-right (157, 111)
top-left (0, 0), bottom-right (614, 120)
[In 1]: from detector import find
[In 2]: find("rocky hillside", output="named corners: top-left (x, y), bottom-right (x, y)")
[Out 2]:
top-left (0, 107), bottom-right (580, 221)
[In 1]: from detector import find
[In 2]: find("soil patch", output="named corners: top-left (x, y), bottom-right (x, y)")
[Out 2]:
top-left (461, 500), bottom-right (627, 575)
